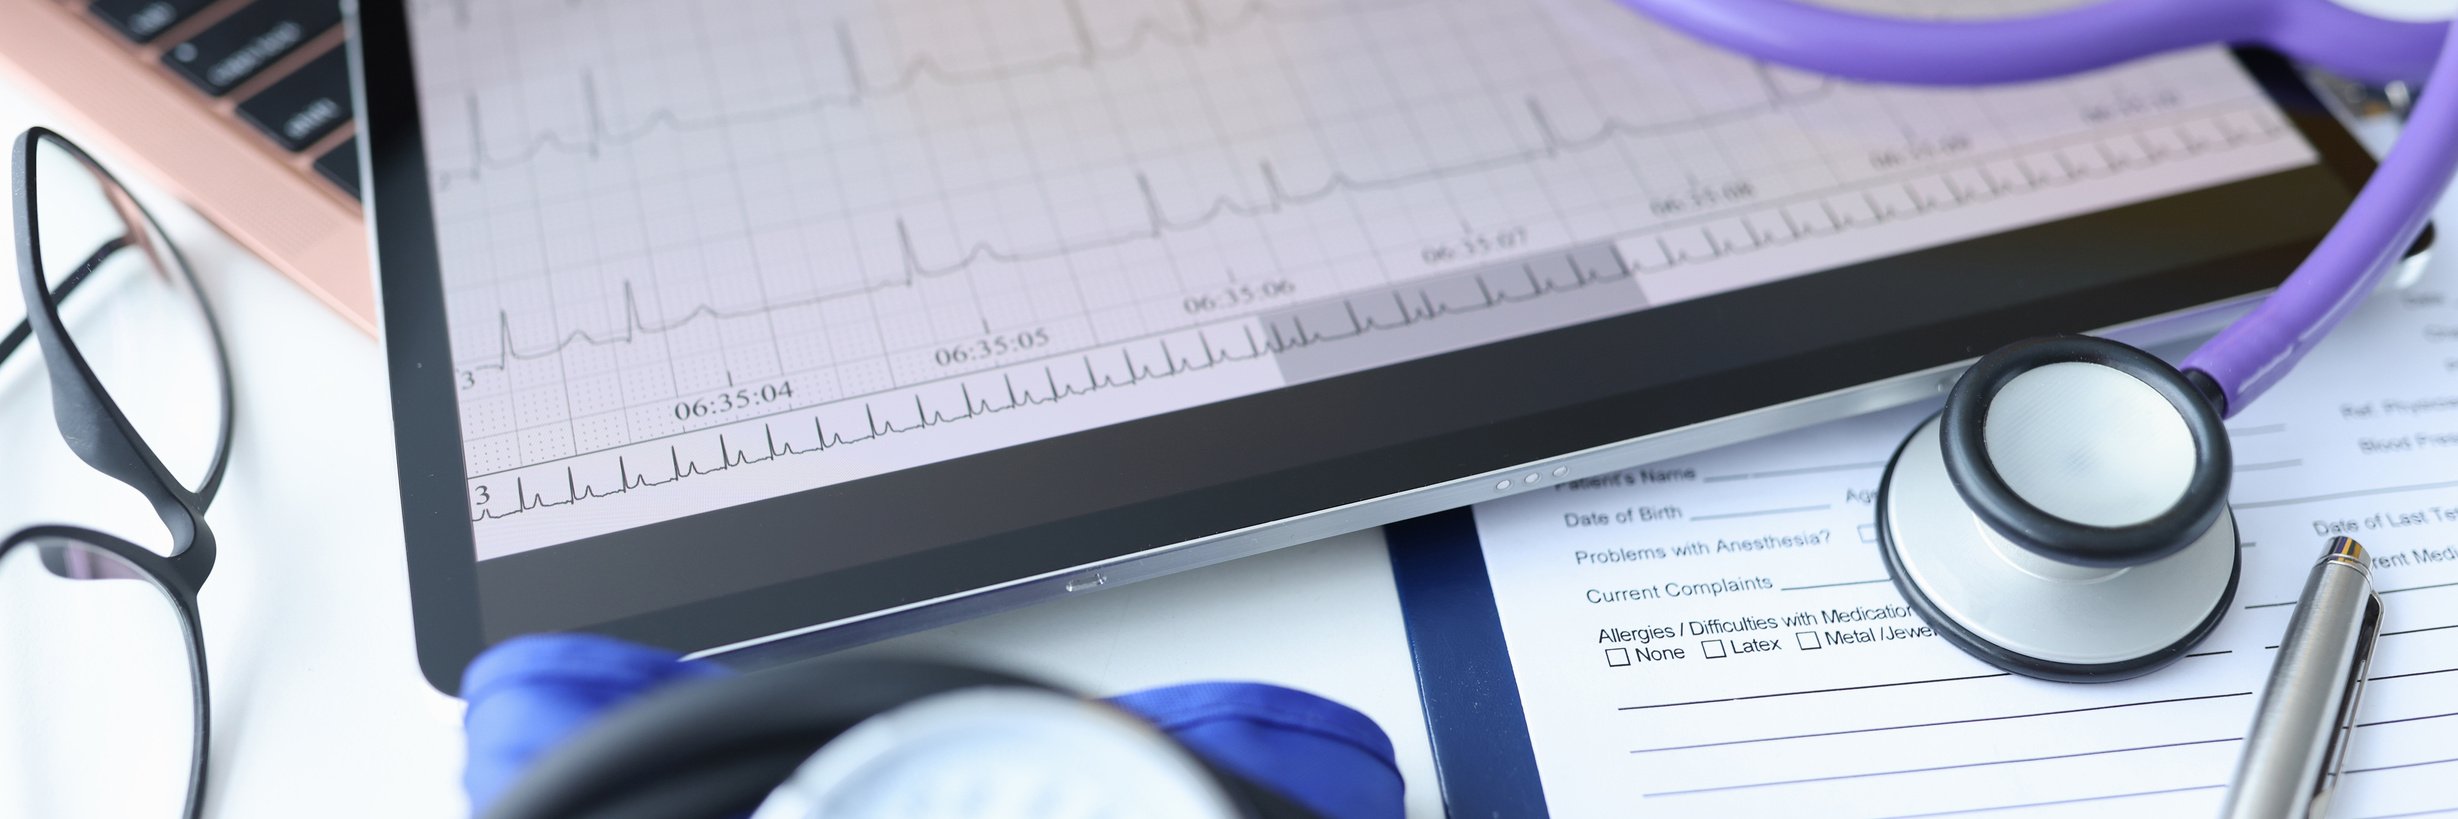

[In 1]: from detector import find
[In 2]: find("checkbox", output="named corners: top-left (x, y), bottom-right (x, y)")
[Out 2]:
top-left (1796, 631), bottom-right (1822, 650)
top-left (1605, 647), bottom-right (1631, 667)
top-left (1858, 523), bottom-right (1879, 544)
top-left (1702, 639), bottom-right (1728, 659)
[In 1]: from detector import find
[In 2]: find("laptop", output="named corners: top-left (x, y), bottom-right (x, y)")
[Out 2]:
top-left (0, 0), bottom-right (374, 332)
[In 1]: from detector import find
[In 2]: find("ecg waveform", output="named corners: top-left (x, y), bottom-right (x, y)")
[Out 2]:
top-left (468, 241), bottom-right (1636, 521)
top-left (440, 75), bottom-right (1837, 390)
top-left (455, 97), bottom-right (2283, 388)
top-left (466, 90), bottom-right (2301, 526)
top-left (452, 90), bottom-right (1821, 377)
top-left (883, 86), bottom-right (1833, 273)
top-left (457, 104), bottom-right (2300, 527)
top-left (472, 334), bottom-right (1272, 521)
top-left (432, 0), bottom-right (1446, 184)
top-left (413, 0), bottom-right (2316, 556)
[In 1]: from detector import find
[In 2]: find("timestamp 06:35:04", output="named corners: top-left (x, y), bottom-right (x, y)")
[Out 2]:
top-left (674, 379), bottom-right (800, 421)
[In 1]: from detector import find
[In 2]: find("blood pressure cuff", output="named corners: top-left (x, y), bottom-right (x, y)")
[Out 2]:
top-left (461, 633), bottom-right (1405, 819)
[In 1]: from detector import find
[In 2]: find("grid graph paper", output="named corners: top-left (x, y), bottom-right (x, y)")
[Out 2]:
top-left (405, 0), bottom-right (2317, 558)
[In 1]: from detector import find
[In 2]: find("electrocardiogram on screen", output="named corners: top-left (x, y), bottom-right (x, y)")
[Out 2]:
top-left (404, 0), bottom-right (2320, 561)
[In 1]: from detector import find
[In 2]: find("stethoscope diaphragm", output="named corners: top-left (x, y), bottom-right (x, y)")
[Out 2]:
top-left (1876, 336), bottom-right (2240, 680)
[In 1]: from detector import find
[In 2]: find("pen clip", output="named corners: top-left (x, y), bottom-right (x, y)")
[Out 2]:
top-left (2310, 592), bottom-right (2386, 817)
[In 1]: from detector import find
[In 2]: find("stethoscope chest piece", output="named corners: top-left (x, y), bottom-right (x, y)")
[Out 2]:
top-left (756, 687), bottom-right (1243, 819)
top-left (1877, 336), bottom-right (2240, 681)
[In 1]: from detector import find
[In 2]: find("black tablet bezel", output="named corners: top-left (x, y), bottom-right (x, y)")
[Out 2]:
top-left (356, 0), bottom-right (2394, 694)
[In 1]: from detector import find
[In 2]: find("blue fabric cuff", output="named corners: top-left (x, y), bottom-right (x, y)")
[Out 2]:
top-left (457, 634), bottom-right (1404, 819)
top-left (460, 633), bottom-right (731, 814)
top-left (1110, 681), bottom-right (1404, 819)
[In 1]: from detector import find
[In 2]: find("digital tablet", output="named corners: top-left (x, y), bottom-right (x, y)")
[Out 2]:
top-left (353, 0), bottom-right (2395, 692)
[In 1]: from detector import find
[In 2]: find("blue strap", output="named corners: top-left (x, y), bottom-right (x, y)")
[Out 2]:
top-left (459, 634), bottom-right (1404, 819)
top-left (461, 634), bottom-right (731, 813)
top-left (1110, 682), bottom-right (1403, 819)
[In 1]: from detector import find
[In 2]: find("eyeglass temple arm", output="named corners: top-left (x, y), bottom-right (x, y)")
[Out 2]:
top-left (1, 234), bottom-right (129, 365)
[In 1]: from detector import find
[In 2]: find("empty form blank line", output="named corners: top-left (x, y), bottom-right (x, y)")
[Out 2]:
top-left (1702, 461), bottom-right (1887, 483)
top-left (1782, 578), bottom-right (1892, 592)
top-left (2246, 578), bottom-right (2458, 612)
top-left (1641, 737), bottom-right (2238, 797)
top-left (2384, 623), bottom-right (2458, 638)
top-left (1876, 784), bottom-right (2225, 818)
top-left (2359, 710), bottom-right (2458, 729)
top-left (1628, 692), bottom-right (2247, 754)
top-left (2355, 807), bottom-right (2458, 819)
top-left (2371, 665), bottom-right (2458, 683)
top-left (1689, 503), bottom-right (1831, 522)
top-left (2251, 580), bottom-right (2458, 612)
top-left (1620, 672), bottom-right (2008, 712)
top-left (2387, 579), bottom-right (2458, 597)
top-left (2348, 756), bottom-right (2458, 776)
top-left (2236, 478), bottom-right (2458, 510)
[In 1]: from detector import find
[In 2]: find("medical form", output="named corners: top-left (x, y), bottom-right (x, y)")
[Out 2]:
top-left (1398, 259), bottom-right (2458, 814)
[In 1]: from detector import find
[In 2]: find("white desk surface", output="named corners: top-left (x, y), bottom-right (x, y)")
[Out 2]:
top-left (0, 76), bottom-right (1442, 817)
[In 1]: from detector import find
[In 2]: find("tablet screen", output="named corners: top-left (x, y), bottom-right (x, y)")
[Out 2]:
top-left (371, 0), bottom-right (2374, 668)
top-left (405, 0), bottom-right (2312, 561)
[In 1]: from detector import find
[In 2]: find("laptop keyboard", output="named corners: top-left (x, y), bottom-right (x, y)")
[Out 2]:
top-left (313, 135), bottom-right (359, 198)
top-left (163, 0), bottom-right (341, 95)
top-left (71, 0), bottom-right (360, 201)
top-left (87, 0), bottom-right (216, 44)
top-left (235, 48), bottom-right (349, 150)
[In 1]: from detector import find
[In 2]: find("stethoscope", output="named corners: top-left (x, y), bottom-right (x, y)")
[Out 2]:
top-left (484, 658), bottom-right (1319, 819)
top-left (1617, 0), bottom-right (2458, 680)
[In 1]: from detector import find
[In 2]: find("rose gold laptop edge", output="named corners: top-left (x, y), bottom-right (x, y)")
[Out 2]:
top-left (0, 0), bottom-right (375, 335)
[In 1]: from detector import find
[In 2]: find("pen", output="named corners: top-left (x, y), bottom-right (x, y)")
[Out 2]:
top-left (2222, 536), bottom-right (2386, 819)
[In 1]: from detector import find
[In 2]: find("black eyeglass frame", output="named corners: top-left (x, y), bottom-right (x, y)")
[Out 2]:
top-left (6, 126), bottom-right (237, 819)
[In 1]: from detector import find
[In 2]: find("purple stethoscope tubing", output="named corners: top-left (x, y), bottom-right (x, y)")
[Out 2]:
top-left (1614, 0), bottom-right (2458, 417)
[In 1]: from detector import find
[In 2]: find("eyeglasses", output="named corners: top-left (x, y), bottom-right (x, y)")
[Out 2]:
top-left (0, 127), bottom-right (234, 819)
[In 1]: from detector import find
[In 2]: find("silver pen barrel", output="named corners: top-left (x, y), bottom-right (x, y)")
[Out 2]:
top-left (2222, 537), bottom-right (2385, 819)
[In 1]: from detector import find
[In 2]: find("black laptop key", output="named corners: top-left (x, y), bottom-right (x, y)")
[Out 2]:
top-left (162, 0), bottom-right (343, 97)
top-left (237, 50), bottom-right (350, 152)
top-left (314, 137), bottom-right (361, 200)
top-left (89, 0), bottom-right (217, 44)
